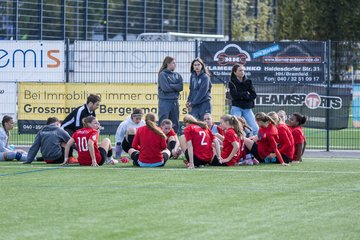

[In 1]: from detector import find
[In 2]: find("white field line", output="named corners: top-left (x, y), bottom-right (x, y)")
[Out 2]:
top-left (1, 165), bottom-right (359, 175)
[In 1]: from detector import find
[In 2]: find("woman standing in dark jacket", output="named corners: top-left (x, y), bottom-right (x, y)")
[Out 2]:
top-left (229, 64), bottom-right (259, 135)
top-left (186, 58), bottom-right (212, 120)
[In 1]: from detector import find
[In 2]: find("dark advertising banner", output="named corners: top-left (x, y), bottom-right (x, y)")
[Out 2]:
top-left (200, 41), bottom-right (325, 84)
top-left (253, 84), bottom-right (351, 130)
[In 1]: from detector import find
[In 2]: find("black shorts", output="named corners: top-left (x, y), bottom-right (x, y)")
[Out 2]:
top-left (44, 147), bottom-right (65, 164)
top-left (184, 150), bottom-right (210, 167)
top-left (209, 155), bottom-right (227, 166)
top-left (121, 138), bottom-right (131, 153)
top-left (98, 147), bottom-right (107, 165)
top-left (281, 153), bottom-right (291, 164)
top-left (249, 143), bottom-right (263, 162)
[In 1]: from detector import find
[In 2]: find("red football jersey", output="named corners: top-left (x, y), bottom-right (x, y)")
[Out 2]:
top-left (221, 128), bottom-right (243, 166)
top-left (257, 124), bottom-right (284, 164)
top-left (72, 127), bottom-right (101, 165)
top-left (166, 128), bottom-right (176, 138)
top-left (132, 126), bottom-right (167, 163)
top-left (291, 126), bottom-right (305, 160)
top-left (184, 124), bottom-right (214, 161)
top-left (277, 123), bottom-right (295, 159)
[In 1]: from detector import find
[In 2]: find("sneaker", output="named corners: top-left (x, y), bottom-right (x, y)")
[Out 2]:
top-left (120, 157), bottom-right (129, 163)
top-left (68, 157), bottom-right (78, 164)
top-left (106, 157), bottom-right (118, 165)
top-left (252, 158), bottom-right (260, 165)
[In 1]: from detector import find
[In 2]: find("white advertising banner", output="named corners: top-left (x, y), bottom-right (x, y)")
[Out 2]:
top-left (73, 41), bottom-right (195, 83)
top-left (0, 41), bottom-right (64, 82)
top-left (0, 82), bottom-right (17, 121)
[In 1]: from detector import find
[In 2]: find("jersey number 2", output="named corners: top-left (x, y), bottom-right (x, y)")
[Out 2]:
top-left (199, 131), bottom-right (207, 146)
top-left (77, 137), bottom-right (89, 152)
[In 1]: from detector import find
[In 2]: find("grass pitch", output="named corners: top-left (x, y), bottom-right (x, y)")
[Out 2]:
top-left (1, 158), bottom-right (359, 240)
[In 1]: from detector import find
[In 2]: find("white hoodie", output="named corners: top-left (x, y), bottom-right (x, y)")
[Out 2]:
top-left (115, 115), bottom-right (145, 143)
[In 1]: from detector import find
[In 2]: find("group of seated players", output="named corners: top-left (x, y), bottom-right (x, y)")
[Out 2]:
top-left (0, 108), bottom-right (307, 169)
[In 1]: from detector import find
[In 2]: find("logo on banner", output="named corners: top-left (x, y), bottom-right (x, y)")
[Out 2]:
top-left (256, 92), bottom-right (342, 109)
top-left (305, 92), bottom-right (321, 109)
top-left (214, 44), bottom-right (251, 65)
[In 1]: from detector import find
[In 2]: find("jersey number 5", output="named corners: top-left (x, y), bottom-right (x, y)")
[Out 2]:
top-left (77, 137), bottom-right (89, 152)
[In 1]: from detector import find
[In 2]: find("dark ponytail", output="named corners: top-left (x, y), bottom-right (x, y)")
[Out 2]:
top-left (292, 112), bottom-right (307, 126)
top-left (237, 116), bottom-right (252, 132)
top-left (2, 115), bottom-right (13, 137)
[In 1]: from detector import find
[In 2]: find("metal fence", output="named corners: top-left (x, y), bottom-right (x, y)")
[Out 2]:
top-left (2, 40), bottom-right (360, 151)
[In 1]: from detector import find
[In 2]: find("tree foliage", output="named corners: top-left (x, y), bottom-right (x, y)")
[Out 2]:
top-left (277, 0), bottom-right (360, 41)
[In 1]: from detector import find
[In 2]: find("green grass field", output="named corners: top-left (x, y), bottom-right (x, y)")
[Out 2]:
top-left (1, 158), bottom-right (359, 240)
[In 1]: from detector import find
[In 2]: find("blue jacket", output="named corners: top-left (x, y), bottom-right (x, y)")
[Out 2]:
top-left (158, 69), bottom-right (183, 100)
top-left (187, 71), bottom-right (211, 107)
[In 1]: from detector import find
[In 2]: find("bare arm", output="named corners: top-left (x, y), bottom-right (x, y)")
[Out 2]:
top-left (221, 141), bottom-right (239, 163)
top-left (88, 140), bottom-right (98, 167)
top-left (186, 140), bottom-right (195, 169)
top-left (62, 138), bottom-right (75, 165)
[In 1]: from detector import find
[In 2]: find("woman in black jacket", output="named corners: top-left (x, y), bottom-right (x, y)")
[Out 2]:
top-left (229, 64), bottom-right (259, 135)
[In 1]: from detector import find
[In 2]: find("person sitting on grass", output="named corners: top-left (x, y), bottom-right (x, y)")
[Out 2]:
top-left (203, 113), bottom-right (225, 143)
top-left (62, 116), bottom-right (117, 167)
top-left (244, 112), bottom-right (289, 166)
top-left (288, 112), bottom-right (307, 162)
top-left (210, 114), bottom-right (244, 166)
top-left (179, 114), bottom-right (221, 169)
top-left (0, 115), bottom-right (27, 162)
top-left (24, 117), bottom-right (71, 164)
top-left (115, 108), bottom-right (145, 159)
top-left (160, 119), bottom-right (181, 159)
top-left (268, 111), bottom-right (294, 164)
top-left (128, 113), bottom-right (170, 167)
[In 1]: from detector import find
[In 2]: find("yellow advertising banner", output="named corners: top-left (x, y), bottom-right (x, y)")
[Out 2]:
top-left (18, 83), bottom-right (226, 130)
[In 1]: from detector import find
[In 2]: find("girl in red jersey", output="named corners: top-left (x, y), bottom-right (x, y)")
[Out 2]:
top-left (179, 114), bottom-right (221, 169)
top-left (268, 111), bottom-right (294, 163)
top-left (62, 116), bottom-right (115, 167)
top-left (288, 112), bottom-right (307, 162)
top-left (210, 115), bottom-right (244, 166)
top-left (244, 112), bottom-right (289, 166)
top-left (128, 113), bottom-right (170, 167)
top-left (160, 119), bottom-right (181, 159)
top-left (203, 113), bottom-right (225, 143)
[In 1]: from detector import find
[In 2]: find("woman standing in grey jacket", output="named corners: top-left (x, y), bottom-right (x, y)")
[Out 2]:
top-left (158, 56), bottom-right (183, 133)
top-left (186, 57), bottom-right (212, 120)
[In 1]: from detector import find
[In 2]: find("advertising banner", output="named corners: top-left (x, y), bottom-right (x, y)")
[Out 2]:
top-left (353, 84), bottom-right (360, 128)
top-left (17, 82), bottom-right (226, 134)
top-left (0, 82), bottom-right (17, 122)
top-left (253, 84), bottom-right (351, 130)
top-left (0, 41), bottom-right (64, 82)
top-left (200, 41), bottom-right (325, 84)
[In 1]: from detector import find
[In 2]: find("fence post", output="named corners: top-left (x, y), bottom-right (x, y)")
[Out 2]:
top-left (66, 38), bottom-right (70, 83)
top-left (195, 40), bottom-right (199, 57)
top-left (326, 40), bottom-right (331, 151)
